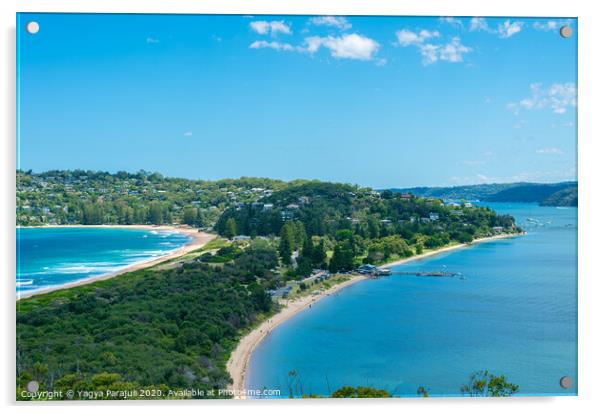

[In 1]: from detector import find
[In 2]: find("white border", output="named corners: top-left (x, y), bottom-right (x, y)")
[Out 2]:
top-left (2, 1), bottom-right (601, 413)
top-left (0, 0), bottom-right (585, 17)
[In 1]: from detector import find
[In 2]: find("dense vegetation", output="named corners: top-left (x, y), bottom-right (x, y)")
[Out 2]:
top-left (16, 242), bottom-right (280, 400)
top-left (215, 182), bottom-right (520, 274)
top-left (460, 370), bottom-right (519, 397)
top-left (17, 170), bottom-right (287, 227)
top-left (539, 187), bottom-right (578, 207)
top-left (16, 172), bottom-right (523, 400)
top-left (330, 386), bottom-right (392, 398)
top-left (301, 370), bottom-right (518, 398)
top-left (393, 181), bottom-right (578, 206)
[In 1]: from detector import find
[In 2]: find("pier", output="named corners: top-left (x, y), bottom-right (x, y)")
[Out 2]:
top-left (393, 271), bottom-right (461, 278)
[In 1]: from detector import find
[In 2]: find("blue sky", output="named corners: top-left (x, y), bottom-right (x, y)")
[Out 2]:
top-left (17, 14), bottom-right (577, 188)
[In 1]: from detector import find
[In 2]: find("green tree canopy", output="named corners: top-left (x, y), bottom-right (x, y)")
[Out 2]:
top-left (460, 370), bottom-right (519, 397)
top-left (224, 218), bottom-right (237, 239)
top-left (331, 386), bottom-right (391, 398)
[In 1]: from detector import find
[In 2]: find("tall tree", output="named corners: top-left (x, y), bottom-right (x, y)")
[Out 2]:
top-left (292, 221), bottom-right (307, 249)
top-left (279, 224), bottom-right (295, 265)
top-left (224, 218), bottom-right (237, 239)
top-left (367, 217), bottom-right (380, 239)
top-left (312, 239), bottom-right (327, 268)
top-left (300, 237), bottom-right (314, 262)
top-left (182, 207), bottom-right (198, 226)
top-left (133, 207), bottom-right (147, 224)
top-left (148, 203), bottom-right (163, 225)
top-left (329, 242), bottom-right (354, 273)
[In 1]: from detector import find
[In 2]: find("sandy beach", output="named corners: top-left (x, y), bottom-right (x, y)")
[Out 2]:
top-left (380, 233), bottom-right (520, 269)
top-left (226, 274), bottom-right (367, 398)
top-left (226, 232), bottom-right (522, 397)
top-left (17, 225), bottom-right (216, 300)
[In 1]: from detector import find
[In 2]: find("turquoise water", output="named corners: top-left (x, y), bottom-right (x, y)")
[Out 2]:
top-left (247, 203), bottom-right (577, 397)
top-left (16, 227), bottom-right (191, 296)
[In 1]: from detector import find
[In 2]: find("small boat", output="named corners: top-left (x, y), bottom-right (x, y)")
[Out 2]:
top-left (376, 268), bottom-right (392, 276)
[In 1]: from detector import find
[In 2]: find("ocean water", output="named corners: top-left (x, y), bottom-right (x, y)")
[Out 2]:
top-left (246, 203), bottom-right (577, 397)
top-left (16, 227), bottom-right (191, 296)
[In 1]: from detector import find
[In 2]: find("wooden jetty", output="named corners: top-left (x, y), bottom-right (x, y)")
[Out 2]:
top-left (393, 271), bottom-right (461, 278)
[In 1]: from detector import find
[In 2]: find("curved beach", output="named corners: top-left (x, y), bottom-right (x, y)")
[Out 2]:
top-left (226, 274), bottom-right (367, 398)
top-left (226, 233), bottom-right (520, 397)
top-left (17, 225), bottom-right (215, 300)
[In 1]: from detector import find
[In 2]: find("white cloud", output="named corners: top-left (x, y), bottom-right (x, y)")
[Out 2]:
top-left (419, 44), bottom-right (439, 65)
top-left (396, 29), bottom-right (440, 46)
top-left (533, 19), bottom-right (573, 31)
top-left (249, 32), bottom-right (381, 63)
top-left (498, 20), bottom-right (524, 38)
top-left (249, 40), bottom-right (294, 51)
top-left (146, 37), bottom-right (159, 44)
top-left (508, 83), bottom-right (577, 115)
top-left (440, 17), bottom-right (464, 29)
top-left (183, 131), bottom-right (193, 137)
top-left (469, 17), bottom-right (490, 32)
top-left (396, 30), bottom-right (471, 65)
top-left (396, 30), bottom-right (420, 46)
top-left (469, 17), bottom-right (524, 38)
top-left (303, 33), bottom-right (380, 61)
top-left (303, 36), bottom-right (323, 54)
top-left (536, 147), bottom-right (564, 155)
top-left (249, 20), bottom-right (292, 36)
top-left (438, 37), bottom-right (472, 62)
top-left (249, 21), bottom-right (270, 34)
top-left (269, 21), bottom-right (292, 35)
top-left (309, 16), bottom-right (351, 30)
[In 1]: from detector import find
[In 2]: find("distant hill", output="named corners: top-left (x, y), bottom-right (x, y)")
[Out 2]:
top-left (540, 187), bottom-right (578, 207)
top-left (389, 182), bottom-right (577, 207)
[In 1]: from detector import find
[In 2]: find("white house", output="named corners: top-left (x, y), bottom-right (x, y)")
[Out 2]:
top-left (233, 235), bottom-right (251, 241)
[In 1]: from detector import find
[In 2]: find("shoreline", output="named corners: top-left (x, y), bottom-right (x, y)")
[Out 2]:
top-left (226, 274), bottom-right (368, 398)
top-left (226, 232), bottom-right (522, 397)
top-left (380, 232), bottom-right (520, 269)
top-left (17, 225), bottom-right (216, 300)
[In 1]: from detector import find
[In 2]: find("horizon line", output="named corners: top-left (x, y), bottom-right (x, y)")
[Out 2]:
top-left (16, 168), bottom-right (578, 190)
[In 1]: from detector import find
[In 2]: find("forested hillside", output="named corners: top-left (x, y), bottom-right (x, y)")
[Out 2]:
top-left (17, 242), bottom-right (279, 400)
top-left (215, 183), bottom-right (520, 274)
top-left (16, 175), bottom-right (522, 399)
top-left (392, 181), bottom-right (577, 207)
top-left (17, 170), bottom-right (287, 227)
top-left (540, 187), bottom-right (578, 207)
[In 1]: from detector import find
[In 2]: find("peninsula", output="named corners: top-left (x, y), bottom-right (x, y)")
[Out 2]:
top-left (17, 172), bottom-right (522, 400)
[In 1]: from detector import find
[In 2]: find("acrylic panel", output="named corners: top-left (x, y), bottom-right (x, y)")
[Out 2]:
top-left (16, 13), bottom-right (577, 400)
